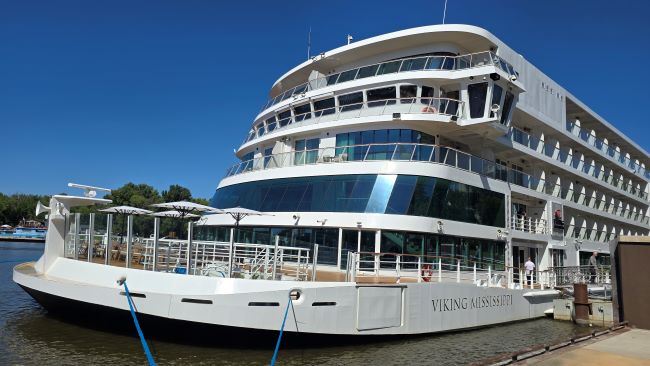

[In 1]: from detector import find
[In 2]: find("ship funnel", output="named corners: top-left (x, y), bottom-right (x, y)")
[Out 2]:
top-left (35, 201), bottom-right (51, 216)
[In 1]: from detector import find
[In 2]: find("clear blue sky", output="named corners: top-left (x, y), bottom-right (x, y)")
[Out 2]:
top-left (1, 0), bottom-right (649, 199)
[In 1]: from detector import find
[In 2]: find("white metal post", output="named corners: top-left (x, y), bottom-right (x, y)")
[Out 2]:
top-left (519, 269), bottom-right (523, 287)
top-left (312, 243), bottom-right (319, 282)
top-left (272, 235), bottom-right (279, 280)
top-left (73, 213), bottom-right (80, 260)
top-left (228, 227), bottom-right (235, 278)
top-left (87, 213), bottom-right (95, 262)
top-left (473, 262), bottom-right (477, 283)
top-left (126, 215), bottom-right (133, 268)
top-left (438, 258), bottom-right (442, 282)
top-left (488, 265), bottom-right (492, 286)
top-left (105, 214), bottom-right (112, 265)
top-left (456, 260), bottom-right (460, 283)
top-left (186, 221), bottom-right (193, 275)
top-left (152, 217), bottom-right (160, 271)
top-left (417, 257), bottom-right (422, 283)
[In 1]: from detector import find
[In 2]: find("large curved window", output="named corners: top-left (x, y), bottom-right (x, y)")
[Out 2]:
top-left (212, 174), bottom-right (505, 227)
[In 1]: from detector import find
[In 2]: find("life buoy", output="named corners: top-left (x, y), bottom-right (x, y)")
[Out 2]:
top-left (421, 106), bottom-right (437, 113)
top-left (421, 264), bottom-right (433, 282)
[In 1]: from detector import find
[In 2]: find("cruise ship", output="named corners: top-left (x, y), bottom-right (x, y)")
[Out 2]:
top-left (13, 24), bottom-right (648, 342)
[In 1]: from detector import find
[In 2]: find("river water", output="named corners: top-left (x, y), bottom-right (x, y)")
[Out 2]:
top-left (1, 241), bottom-right (591, 365)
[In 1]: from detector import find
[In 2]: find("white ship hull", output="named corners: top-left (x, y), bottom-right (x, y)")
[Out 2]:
top-left (14, 258), bottom-right (557, 340)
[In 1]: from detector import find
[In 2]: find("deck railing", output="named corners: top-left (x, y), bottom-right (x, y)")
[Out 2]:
top-left (540, 265), bottom-right (611, 287)
top-left (260, 50), bottom-right (517, 112)
top-left (511, 216), bottom-right (547, 235)
top-left (246, 96), bottom-right (463, 143)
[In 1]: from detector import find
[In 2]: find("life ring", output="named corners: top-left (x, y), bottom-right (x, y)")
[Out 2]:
top-left (421, 264), bottom-right (433, 282)
top-left (421, 106), bottom-right (437, 113)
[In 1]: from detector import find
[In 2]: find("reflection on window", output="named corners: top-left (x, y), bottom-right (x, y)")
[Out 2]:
top-left (367, 86), bottom-right (396, 107)
top-left (400, 85), bottom-right (417, 103)
top-left (294, 103), bottom-right (312, 122)
top-left (377, 61), bottom-right (401, 75)
top-left (212, 174), bottom-right (505, 227)
top-left (278, 110), bottom-right (291, 127)
top-left (294, 138), bottom-right (319, 165)
top-left (357, 64), bottom-right (379, 79)
top-left (490, 84), bottom-right (503, 118)
top-left (338, 92), bottom-right (363, 112)
top-left (256, 122), bottom-right (265, 137)
top-left (468, 82), bottom-right (488, 118)
top-left (265, 116), bottom-right (277, 132)
top-left (337, 69), bottom-right (358, 83)
top-left (421, 86), bottom-right (435, 105)
top-left (399, 57), bottom-right (427, 72)
top-left (314, 98), bottom-right (335, 117)
top-left (501, 91), bottom-right (514, 125)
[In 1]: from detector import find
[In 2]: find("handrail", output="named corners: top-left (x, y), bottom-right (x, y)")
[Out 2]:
top-left (245, 96), bottom-right (463, 144)
top-left (565, 120), bottom-right (650, 181)
top-left (225, 141), bottom-right (648, 229)
top-left (510, 126), bottom-right (648, 200)
top-left (261, 50), bottom-right (517, 112)
top-left (511, 216), bottom-right (547, 234)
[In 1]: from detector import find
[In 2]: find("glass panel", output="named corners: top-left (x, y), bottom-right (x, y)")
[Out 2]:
top-left (468, 82), bottom-right (488, 118)
top-left (314, 98), bottom-right (335, 116)
top-left (337, 69), bottom-right (358, 83)
top-left (500, 91), bottom-right (515, 125)
top-left (338, 92), bottom-right (363, 112)
top-left (367, 86), bottom-right (396, 107)
top-left (278, 110), bottom-right (292, 127)
top-left (421, 86), bottom-right (434, 105)
top-left (399, 57), bottom-right (427, 72)
top-left (400, 85), bottom-right (417, 103)
top-left (294, 103), bottom-right (311, 122)
top-left (376, 61), bottom-right (401, 75)
top-left (356, 64), bottom-right (379, 79)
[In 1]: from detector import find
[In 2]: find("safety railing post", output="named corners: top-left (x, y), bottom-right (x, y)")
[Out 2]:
top-left (417, 257), bottom-right (422, 283)
top-left (87, 213), bottom-right (95, 262)
top-left (519, 269), bottom-right (523, 287)
top-left (473, 262), bottom-right (477, 283)
top-left (456, 260), bottom-right (460, 283)
top-left (74, 213), bottom-right (80, 260)
top-left (438, 258), bottom-right (442, 282)
top-left (396, 255), bottom-right (401, 280)
top-left (272, 235), bottom-right (279, 280)
top-left (126, 215), bottom-right (133, 268)
top-left (152, 217), bottom-right (160, 272)
top-left (312, 244), bottom-right (319, 282)
top-left (186, 221), bottom-right (193, 275)
top-left (488, 265), bottom-right (492, 287)
top-left (105, 214), bottom-right (112, 265)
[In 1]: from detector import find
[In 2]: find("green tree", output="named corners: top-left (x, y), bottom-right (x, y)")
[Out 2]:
top-left (161, 184), bottom-right (192, 202)
top-left (105, 183), bottom-right (162, 208)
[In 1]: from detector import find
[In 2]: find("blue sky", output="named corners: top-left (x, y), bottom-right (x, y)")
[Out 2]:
top-left (1, 0), bottom-right (649, 199)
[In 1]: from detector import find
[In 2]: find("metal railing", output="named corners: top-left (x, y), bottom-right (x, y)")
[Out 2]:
top-left (541, 265), bottom-right (611, 287)
top-left (141, 238), bottom-right (312, 281)
top-left (510, 126), bottom-right (648, 200)
top-left (566, 121), bottom-right (650, 181)
top-left (245, 96), bottom-right (463, 143)
top-left (511, 216), bottom-right (547, 234)
top-left (261, 50), bottom-right (517, 112)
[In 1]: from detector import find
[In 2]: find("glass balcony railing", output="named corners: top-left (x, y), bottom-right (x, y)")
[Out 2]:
top-left (509, 126), bottom-right (648, 201)
top-left (565, 120), bottom-right (650, 180)
top-left (225, 142), bottom-right (648, 227)
top-left (244, 97), bottom-right (463, 144)
top-left (261, 50), bottom-right (517, 112)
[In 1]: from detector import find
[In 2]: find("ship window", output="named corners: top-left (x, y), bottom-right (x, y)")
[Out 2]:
top-left (294, 103), bottom-right (312, 122)
top-left (400, 85), bottom-right (417, 103)
top-left (421, 86), bottom-right (435, 105)
top-left (278, 110), bottom-right (292, 127)
top-left (294, 138), bottom-right (320, 165)
top-left (367, 86), bottom-right (396, 107)
top-left (468, 82), bottom-right (488, 118)
top-left (357, 64), bottom-right (379, 79)
top-left (500, 91), bottom-right (515, 125)
top-left (490, 85), bottom-right (503, 118)
top-left (326, 73), bottom-right (340, 86)
top-left (264, 147), bottom-right (273, 167)
top-left (441, 90), bottom-right (459, 115)
top-left (314, 98), bottom-right (335, 117)
top-left (256, 122), bottom-right (265, 137)
top-left (265, 116), bottom-right (277, 132)
top-left (338, 92), bottom-right (363, 112)
top-left (337, 69), bottom-right (359, 83)
top-left (400, 57), bottom-right (427, 72)
top-left (377, 61), bottom-right (401, 75)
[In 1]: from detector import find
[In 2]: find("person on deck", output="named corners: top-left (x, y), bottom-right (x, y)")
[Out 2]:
top-left (589, 251), bottom-right (599, 284)
top-left (524, 257), bottom-right (535, 286)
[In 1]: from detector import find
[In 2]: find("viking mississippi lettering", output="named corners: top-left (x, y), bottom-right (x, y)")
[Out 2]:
top-left (431, 295), bottom-right (513, 312)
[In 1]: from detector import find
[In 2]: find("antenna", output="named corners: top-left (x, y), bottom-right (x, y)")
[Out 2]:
top-left (307, 26), bottom-right (312, 60)
top-left (67, 183), bottom-right (111, 198)
top-left (442, 0), bottom-right (448, 24)
top-left (347, 34), bottom-right (353, 45)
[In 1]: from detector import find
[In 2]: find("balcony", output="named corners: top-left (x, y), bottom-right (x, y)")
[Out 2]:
top-left (260, 51), bottom-right (518, 112)
top-left (225, 142), bottom-right (649, 228)
top-left (244, 97), bottom-right (463, 144)
top-left (511, 216), bottom-right (547, 235)
top-left (565, 120), bottom-right (649, 180)
top-left (509, 126), bottom-right (648, 201)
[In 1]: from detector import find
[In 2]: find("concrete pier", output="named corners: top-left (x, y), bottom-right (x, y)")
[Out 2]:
top-left (522, 328), bottom-right (650, 365)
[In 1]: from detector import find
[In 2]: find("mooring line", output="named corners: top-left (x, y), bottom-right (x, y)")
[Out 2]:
top-left (119, 278), bottom-right (157, 366)
top-left (270, 295), bottom-right (292, 366)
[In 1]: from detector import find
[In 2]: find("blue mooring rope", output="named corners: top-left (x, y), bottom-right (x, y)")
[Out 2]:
top-left (270, 295), bottom-right (293, 366)
top-left (121, 280), bottom-right (157, 366)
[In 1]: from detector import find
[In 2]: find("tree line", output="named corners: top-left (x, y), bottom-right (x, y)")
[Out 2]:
top-left (0, 183), bottom-right (210, 228)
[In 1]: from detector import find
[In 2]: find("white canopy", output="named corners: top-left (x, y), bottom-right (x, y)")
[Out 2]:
top-left (100, 206), bottom-right (153, 215)
top-left (150, 210), bottom-right (199, 218)
top-left (1, 224), bottom-right (12, 229)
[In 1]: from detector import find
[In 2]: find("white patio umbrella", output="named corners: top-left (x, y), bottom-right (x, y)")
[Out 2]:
top-left (150, 210), bottom-right (199, 218)
top-left (1, 224), bottom-right (12, 229)
top-left (212, 207), bottom-right (271, 277)
top-left (150, 201), bottom-right (220, 218)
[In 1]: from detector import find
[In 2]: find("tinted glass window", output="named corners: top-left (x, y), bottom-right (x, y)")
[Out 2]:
top-left (400, 85), bottom-right (417, 103)
top-left (501, 91), bottom-right (515, 125)
top-left (265, 116), bottom-right (277, 132)
top-left (314, 98), bottom-right (335, 117)
top-left (338, 92), bottom-right (363, 112)
top-left (278, 110), bottom-right (292, 127)
top-left (490, 84), bottom-right (503, 118)
top-left (256, 123), bottom-right (265, 137)
top-left (377, 61), bottom-right (401, 75)
top-left (399, 57), bottom-right (427, 72)
top-left (367, 86), bottom-right (396, 107)
top-left (421, 86), bottom-right (434, 105)
top-left (468, 82), bottom-right (488, 118)
top-left (294, 103), bottom-right (312, 122)
top-left (337, 69), bottom-right (358, 83)
top-left (356, 64), bottom-right (379, 79)
top-left (212, 174), bottom-right (505, 227)
top-left (326, 73), bottom-right (340, 86)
